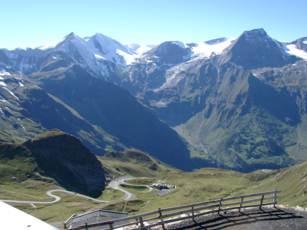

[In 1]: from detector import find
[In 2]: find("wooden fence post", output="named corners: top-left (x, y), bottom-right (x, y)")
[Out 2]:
top-left (239, 196), bottom-right (244, 212)
top-left (273, 190), bottom-right (277, 207)
top-left (65, 191), bottom-right (280, 229)
top-left (158, 208), bottom-right (166, 230)
top-left (191, 205), bottom-right (195, 220)
top-left (259, 194), bottom-right (264, 210)
top-left (139, 216), bottom-right (145, 229)
top-left (218, 198), bottom-right (223, 215)
top-left (135, 217), bottom-right (139, 226)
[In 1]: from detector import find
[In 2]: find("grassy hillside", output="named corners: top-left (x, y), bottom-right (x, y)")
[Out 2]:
top-left (0, 130), bottom-right (106, 196)
top-left (1, 148), bottom-right (306, 227)
top-left (0, 131), bottom-right (107, 226)
top-left (99, 149), bottom-right (176, 177)
top-left (100, 152), bottom-right (307, 213)
top-left (23, 130), bottom-right (106, 197)
top-left (240, 161), bottom-right (307, 207)
top-left (34, 65), bottom-right (192, 170)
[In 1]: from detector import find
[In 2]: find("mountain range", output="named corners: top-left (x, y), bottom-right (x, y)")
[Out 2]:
top-left (1, 28), bottom-right (307, 171)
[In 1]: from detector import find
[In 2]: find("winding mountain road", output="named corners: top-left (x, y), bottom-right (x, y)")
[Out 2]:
top-left (107, 176), bottom-right (136, 201)
top-left (1, 189), bottom-right (109, 205)
top-left (1, 176), bottom-right (146, 206)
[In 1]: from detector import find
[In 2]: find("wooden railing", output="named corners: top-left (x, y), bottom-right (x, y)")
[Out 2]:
top-left (64, 190), bottom-right (279, 230)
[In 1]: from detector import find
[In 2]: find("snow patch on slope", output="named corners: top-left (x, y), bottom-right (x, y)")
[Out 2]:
top-left (0, 70), bottom-right (10, 87)
top-left (286, 44), bottom-right (307, 60)
top-left (2, 87), bottom-right (19, 100)
top-left (119, 44), bottom-right (155, 64)
top-left (192, 38), bottom-right (233, 58)
top-left (0, 70), bottom-right (11, 76)
top-left (94, 54), bottom-right (105, 60)
top-left (126, 44), bottom-right (154, 55)
top-left (0, 99), bottom-right (8, 103)
top-left (155, 63), bottom-right (189, 91)
top-left (116, 49), bottom-right (135, 65)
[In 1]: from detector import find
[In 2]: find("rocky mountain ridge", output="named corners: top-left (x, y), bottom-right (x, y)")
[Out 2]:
top-left (1, 28), bottom-right (307, 171)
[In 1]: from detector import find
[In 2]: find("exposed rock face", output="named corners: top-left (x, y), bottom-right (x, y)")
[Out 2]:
top-left (219, 29), bottom-right (298, 69)
top-left (24, 130), bottom-right (106, 197)
top-left (0, 63), bottom-right (192, 171)
top-left (33, 65), bottom-right (192, 170)
top-left (291, 37), bottom-right (307, 52)
top-left (115, 29), bottom-right (307, 171)
top-left (144, 41), bottom-right (191, 65)
top-left (120, 58), bottom-right (299, 171)
top-left (1, 28), bottom-right (307, 172)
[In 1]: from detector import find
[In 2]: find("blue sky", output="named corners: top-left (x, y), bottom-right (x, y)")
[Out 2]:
top-left (1, 0), bottom-right (307, 49)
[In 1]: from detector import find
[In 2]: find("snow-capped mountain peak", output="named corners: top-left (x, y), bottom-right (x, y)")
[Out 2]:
top-left (6, 29), bottom-right (307, 80)
top-left (64, 32), bottom-right (78, 40)
top-left (56, 32), bottom-right (85, 48)
top-left (86, 33), bottom-right (129, 54)
top-left (85, 33), bottom-right (134, 65)
top-left (37, 32), bottom-right (81, 50)
top-left (37, 32), bottom-right (138, 65)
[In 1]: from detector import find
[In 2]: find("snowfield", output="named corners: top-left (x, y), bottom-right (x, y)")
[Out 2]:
top-left (286, 44), bottom-right (307, 60)
top-left (192, 38), bottom-right (233, 59)
top-left (0, 70), bottom-right (11, 76)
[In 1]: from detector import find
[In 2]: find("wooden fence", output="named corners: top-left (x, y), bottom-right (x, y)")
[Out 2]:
top-left (64, 190), bottom-right (279, 230)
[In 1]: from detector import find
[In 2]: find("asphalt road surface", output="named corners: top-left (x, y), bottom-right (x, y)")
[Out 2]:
top-left (0, 176), bottom-right (142, 206)
top-left (1, 189), bottom-right (109, 206)
top-left (107, 176), bottom-right (136, 201)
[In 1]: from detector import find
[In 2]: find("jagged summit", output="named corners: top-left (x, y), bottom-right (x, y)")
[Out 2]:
top-left (56, 32), bottom-right (85, 47)
top-left (1, 28), bottom-right (307, 172)
top-left (64, 32), bottom-right (78, 39)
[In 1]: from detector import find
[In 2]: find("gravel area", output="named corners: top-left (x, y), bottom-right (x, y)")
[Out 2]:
top-left (166, 207), bottom-right (307, 230)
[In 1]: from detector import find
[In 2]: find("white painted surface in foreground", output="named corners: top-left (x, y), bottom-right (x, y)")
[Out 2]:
top-left (0, 201), bottom-right (58, 230)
